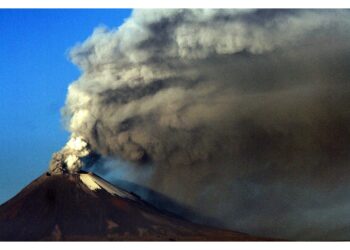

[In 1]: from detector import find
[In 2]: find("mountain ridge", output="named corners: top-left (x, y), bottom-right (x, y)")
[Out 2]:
top-left (0, 172), bottom-right (267, 241)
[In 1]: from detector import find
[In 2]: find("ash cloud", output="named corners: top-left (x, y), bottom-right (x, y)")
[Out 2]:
top-left (63, 9), bottom-right (350, 239)
top-left (49, 136), bottom-right (98, 174)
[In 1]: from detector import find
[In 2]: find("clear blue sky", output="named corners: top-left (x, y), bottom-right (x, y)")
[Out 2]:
top-left (0, 9), bottom-right (132, 204)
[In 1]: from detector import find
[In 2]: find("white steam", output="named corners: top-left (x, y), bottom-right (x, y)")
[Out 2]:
top-left (49, 136), bottom-right (94, 174)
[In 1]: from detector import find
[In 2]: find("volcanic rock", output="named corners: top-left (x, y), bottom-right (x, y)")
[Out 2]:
top-left (0, 172), bottom-right (265, 241)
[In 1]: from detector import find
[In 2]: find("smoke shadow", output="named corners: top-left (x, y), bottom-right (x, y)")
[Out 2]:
top-left (109, 178), bottom-right (224, 228)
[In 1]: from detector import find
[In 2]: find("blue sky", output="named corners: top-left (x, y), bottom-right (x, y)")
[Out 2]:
top-left (0, 9), bottom-right (132, 203)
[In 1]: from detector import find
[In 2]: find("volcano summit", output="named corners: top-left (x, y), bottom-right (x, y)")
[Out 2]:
top-left (0, 171), bottom-right (263, 241)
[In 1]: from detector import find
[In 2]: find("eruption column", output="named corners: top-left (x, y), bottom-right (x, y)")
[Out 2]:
top-left (49, 136), bottom-right (96, 174)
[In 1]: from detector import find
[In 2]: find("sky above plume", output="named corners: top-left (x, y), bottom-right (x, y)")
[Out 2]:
top-left (0, 9), bottom-right (132, 203)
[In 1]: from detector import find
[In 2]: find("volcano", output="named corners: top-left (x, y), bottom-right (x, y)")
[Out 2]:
top-left (0, 172), bottom-right (264, 241)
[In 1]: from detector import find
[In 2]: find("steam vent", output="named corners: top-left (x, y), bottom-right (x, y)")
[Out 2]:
top-left (49, 136), bottom-right (95, 175)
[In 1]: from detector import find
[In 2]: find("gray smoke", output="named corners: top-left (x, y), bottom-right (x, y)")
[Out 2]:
top-left (49, 136), bottom-right (97, 174)
top-left (62, 9), bottom-right (350, 240)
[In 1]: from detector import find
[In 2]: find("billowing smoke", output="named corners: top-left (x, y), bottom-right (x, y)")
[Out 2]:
top-left (49, 136), bottom-right (97, 174)
top-left (58, 9), bottom-right (350, 239)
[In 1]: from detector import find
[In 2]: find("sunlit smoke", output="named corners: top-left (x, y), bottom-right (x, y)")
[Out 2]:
top-left (56, 9), bottom-right (350, 239)
top-left (49, 136), bottom-right (96, 174)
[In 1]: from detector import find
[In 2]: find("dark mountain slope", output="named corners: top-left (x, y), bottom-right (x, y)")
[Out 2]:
top-left (0, 172), bottom-right (266, 241)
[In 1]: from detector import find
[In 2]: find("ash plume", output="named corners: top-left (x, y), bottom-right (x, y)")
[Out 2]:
top-left (49, 136), bottom-right (97, 174)
top-left (59, 9), bottom-right (350, 239)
